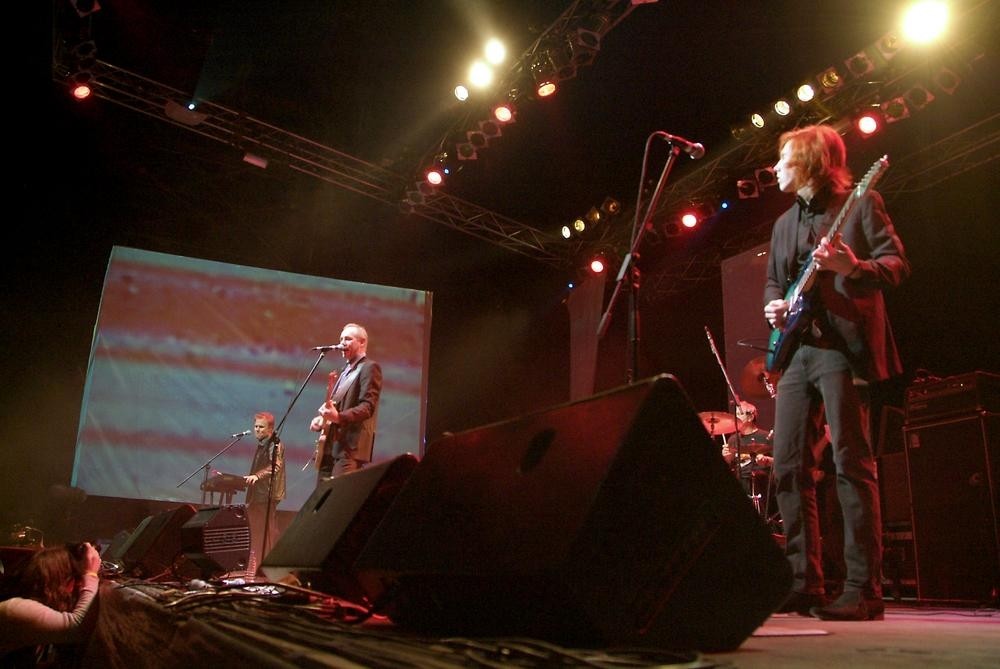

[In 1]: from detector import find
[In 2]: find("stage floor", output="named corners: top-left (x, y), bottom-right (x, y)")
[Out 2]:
top-left (79, 580), bottom-right (999, 669)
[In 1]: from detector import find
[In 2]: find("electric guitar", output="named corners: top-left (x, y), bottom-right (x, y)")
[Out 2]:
top-left (311, 371), bottom-right (338, 471)
top-left (765, 155), bottom-right (890, 376)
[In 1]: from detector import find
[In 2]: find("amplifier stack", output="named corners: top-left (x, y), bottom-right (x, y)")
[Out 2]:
top-left (901, 371), bottom-right (999, 605)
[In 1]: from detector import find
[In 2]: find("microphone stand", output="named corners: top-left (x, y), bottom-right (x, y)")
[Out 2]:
top-left (597, 134), bottom-right (683, 383)
top-left (176, 432), bottom-right (250, 503)
top-left (257, 350), bottom-right (329, 568)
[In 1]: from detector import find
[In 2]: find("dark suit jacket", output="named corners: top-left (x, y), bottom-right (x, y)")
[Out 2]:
top-left (330, 357), bottom-right (382, 463)
top-left (764, 189), bottom-right (910, 382)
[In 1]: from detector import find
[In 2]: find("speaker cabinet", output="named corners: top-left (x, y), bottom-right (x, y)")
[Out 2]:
top-left (904, 412), bottom-right (999, 604)
top-left (355, 374), bottom-right (792, 652)
top-left (122, 504), bottom-right (198, 579)
top-left (260, 454), bottom-right (419, 604)
top-left (181, 505), bottom-right (251, 576)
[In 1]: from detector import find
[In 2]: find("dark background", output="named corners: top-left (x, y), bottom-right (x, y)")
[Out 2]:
top-left (4, 1), bottom-right (998, 537)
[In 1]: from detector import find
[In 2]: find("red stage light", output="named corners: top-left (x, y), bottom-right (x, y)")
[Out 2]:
top-left (855, 110), bottom-right (882, 137)
top-left (425, 168), bottom-right (444, 186)
top-left (681, 212), bottom-right (699, 228)
top-left (589, 256), bottom-right (606, 274)
top-left (493, 104), bottom-right (514, 123)
top-left (72, 83), bottom-right (93, 100)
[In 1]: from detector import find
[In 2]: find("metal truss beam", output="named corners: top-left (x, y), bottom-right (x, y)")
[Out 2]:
top-left (53, 60), bottom-right (572, 267)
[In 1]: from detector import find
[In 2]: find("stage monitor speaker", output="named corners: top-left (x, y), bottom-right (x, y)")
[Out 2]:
top-left (122, 504), bottom-right (198, 579)
top-left (904, 412), bottom-right (999, 604)
top-left (354, 374), bottom-right (792, 652)
top-left (260, 453), bottom-right (419, 604)
top-left (181, 505), bottom-right (251, 576)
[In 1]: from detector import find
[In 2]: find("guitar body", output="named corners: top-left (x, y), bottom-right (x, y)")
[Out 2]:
top-left (313, 371), bottom-right (339, 472)
top-left (764, 155), bottom-right (890, 377)
top-left (765, 271), bottom-right (815, 375)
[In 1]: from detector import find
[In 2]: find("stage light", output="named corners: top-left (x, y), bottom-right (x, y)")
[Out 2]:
top-left (600, 197), bottom-right (621, 216)
top-left (817, 67), bottom-right (844, 95)
top-left (479, 119), bottom-right (502, 141)
top-left (678, 201), bottom-right (714, 228)
top-left (484, 38), bottom-right (506, 65)
top-left (901, 1), bottom-right (949, 44)
top-left (755, 167), bottom-right (777, 188)
top-left (585, 206), bottom-right (603, 227)
top-left (468, 60), bottom-right (493, 88)
top-left (774, 99), bottom-right (791, 116)
top-left (588, 254), bottom-right (607, 275)
top-left (70, 72), bottom-right (93, 100)
top-left (854, 109), bottom-right (883, 137)
top-left (845, 51), bottom-right (875, 79)
top-left (875, 32), bottom-right (902, 63)
top-left (880, 96), bottom-right (911, 123)
top-left (750, 113), bottom-right (765, 129)
top-left (933, 67), bottom-right (961, 95)
top-left (492, 103), bottom-right (515, 123)
top-left (454, 85), bottom-right (469, 101)
top-left (561, 225), bottom-right (572, 239)
top-left (72, 82), bottom-right (92, 100)
top-left (572, 217), bottom-right (586, 234)
top-left (467, 129), bottom-right (488, 149)
top-left (736, 179), bottom-right (759, 199)
top-left (904, 84), bottom-right (935, 111)
top-left (425, 167), bottom-right (444, 186)
top-left (796, 84), bottom-right (816, 102)
top-left (532, 56), bottom-right (558, 98)
top-left (456, 142), bottom-right (478, 160)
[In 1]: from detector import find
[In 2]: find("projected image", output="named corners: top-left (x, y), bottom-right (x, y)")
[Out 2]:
top-left (73, 246), bottom-right (431, 510)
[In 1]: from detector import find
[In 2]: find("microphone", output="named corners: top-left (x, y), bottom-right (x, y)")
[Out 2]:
top-left (231, 430), bottom-right (252, 438)
top-left (658, 132), bottom-right (705, 159)
top-left (312, 343), bottom-right (347, 351)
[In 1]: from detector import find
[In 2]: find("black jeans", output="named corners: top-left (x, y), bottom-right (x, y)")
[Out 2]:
top-left (772, 345), bottom-right (882, 598)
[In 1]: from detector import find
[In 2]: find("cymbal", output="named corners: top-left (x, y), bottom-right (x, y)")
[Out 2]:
top-left (698, 411), bottom-right (736, 435)
top-left (740, 356), bottom-right (775, 400)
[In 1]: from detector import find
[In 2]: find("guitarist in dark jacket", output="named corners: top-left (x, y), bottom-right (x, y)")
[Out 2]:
top-left (310, 323), bottom-right (382, 478)
top-left (763, 124), bottom-right (909, 621)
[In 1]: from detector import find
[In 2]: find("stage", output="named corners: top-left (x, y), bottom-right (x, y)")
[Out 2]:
top-left (78, 578), bottom-right (1000, 668)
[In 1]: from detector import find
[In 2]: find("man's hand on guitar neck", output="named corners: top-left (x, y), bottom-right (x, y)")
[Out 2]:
top-left (814, 232), bottom-right (861, 277)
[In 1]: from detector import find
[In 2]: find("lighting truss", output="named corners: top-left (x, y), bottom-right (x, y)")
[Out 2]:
top-left (53, 59), bottom-right (572, 267)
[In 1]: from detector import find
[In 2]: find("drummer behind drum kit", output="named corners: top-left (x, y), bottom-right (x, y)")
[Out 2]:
top-left (698, 355), bottom-right (779, 526)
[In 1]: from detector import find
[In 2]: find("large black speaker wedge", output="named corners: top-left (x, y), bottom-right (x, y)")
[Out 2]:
top-left (260, 454), bottom-right (419, 604)
top-left (354, 374), bottom-right (791, 652)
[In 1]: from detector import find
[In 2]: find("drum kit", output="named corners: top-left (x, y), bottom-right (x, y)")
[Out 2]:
top-left (698, 349), bottom-right (778, 523)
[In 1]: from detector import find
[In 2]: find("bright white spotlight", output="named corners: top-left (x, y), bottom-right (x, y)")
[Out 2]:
top-left (454, 85), bottom-right (469, 101)
top-left (468, 61), bottom-right (493, 88)
top-left (484, 38), bottom-right (506, 65)
top-left (774, 99), bottom-right (791, 116)
top-left (796, 84), bottom-right (816, 102)
top-left (901, 1), bottom-right (949, 44)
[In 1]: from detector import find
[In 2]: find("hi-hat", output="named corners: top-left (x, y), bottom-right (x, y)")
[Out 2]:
top-left (698, 411), bottom-right (736, 435)
top-left (740, 356), bottom-right (776, 400)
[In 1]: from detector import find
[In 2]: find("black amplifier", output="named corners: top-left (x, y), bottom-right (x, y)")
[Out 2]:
top-left (905, 371), bottom-right (1000, 424)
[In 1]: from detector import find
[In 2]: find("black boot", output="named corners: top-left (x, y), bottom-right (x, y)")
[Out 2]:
top-left (810, 590), bottom-right (885, 621)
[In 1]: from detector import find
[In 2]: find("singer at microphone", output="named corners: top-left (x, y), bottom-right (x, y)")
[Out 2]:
top-left (312, 343), bottom-right (347, 351)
